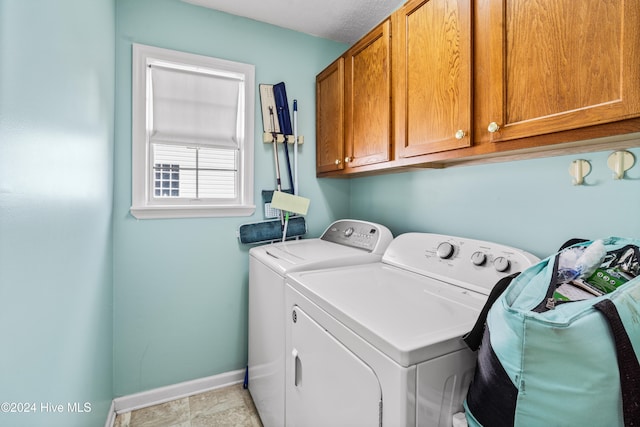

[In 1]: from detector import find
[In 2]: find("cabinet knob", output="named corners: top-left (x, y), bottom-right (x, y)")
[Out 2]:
top-left (487, 122), bottom-right (500, 133)
top-left (455, 130), bottom-right (466, 140)
top-left (344, 156), bottom-right (352, 163)
top-left (334, 159), bottom-right (341, 165)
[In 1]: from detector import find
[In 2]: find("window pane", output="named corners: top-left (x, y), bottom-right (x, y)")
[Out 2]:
top-left (152, 143), bottom-right (237, 200)
top-left (199, 170), bottom-right (237, 199)
top-left (198, 146), bottom-right (236, 171)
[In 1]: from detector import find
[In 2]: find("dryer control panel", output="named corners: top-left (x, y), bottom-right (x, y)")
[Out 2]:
top-left (321, 220), bottom-right (393, 254)
top-left (382, 233), bottom-right (540, 295)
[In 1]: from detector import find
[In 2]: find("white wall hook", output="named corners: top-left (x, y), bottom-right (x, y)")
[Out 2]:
top-left (607, 150), bottom-right (635, 180)
top-left (569, 159), bottom-right (591, 185)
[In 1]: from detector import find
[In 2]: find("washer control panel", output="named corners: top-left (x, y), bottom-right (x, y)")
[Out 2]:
top-left (321, 220), bottom-right (393, 253)
top-left (382, 233), bottom-right (540, 295)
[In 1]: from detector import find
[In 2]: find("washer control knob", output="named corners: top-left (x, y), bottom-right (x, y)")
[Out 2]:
top-left (436, 242), bottom-right (455, 259)
top-left (344, 227), bottom-right (354, 237)
top-left (493, 256), bottom-right (510, 272)
top-left (471, 251), bottom-right (487, 266)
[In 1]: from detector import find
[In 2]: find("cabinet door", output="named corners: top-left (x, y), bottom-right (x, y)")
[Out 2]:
top-left (344, 20), bottom-right (391, 169)
top-left (480, 0), bottom-right (640, 143)
top-left (393, 0), bottom-right (472, 158)
top-left (316, 58), bottom-right (345, 174)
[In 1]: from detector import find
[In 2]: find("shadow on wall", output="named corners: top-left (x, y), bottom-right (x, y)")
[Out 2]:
top-left (348, 148), bottom-right (640, 258)
top-left (313, 177), bottom-right (351, 234)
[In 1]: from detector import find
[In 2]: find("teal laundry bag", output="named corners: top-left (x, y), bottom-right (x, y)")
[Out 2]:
top-left (464, 237), bottom-right (640, 427)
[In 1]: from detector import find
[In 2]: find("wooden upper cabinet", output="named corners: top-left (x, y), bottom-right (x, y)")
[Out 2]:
top-left (478, 0), bottom-right (640, 143)
top-left (317, 0), bottom-right (640, 176)
top-left (344, 19), bottom-right (392, 169)
top-left (316, 58), bottom-right (345, 174)
top-left (393, 0), bottom-right (473, 159)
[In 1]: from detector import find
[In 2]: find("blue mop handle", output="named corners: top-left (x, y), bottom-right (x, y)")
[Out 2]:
top-left (293, 100), bottom-right (298, 195)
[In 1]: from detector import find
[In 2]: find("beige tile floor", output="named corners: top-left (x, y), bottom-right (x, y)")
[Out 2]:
top-left (114, 384), bottom-right (263, 427)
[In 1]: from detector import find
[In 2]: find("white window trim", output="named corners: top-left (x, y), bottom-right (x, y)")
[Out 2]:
top-left (131, 43), bottom-right (255, 219)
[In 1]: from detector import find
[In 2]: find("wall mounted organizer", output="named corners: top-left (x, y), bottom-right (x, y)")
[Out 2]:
top-left (262, 133), bottom-right (304, 144)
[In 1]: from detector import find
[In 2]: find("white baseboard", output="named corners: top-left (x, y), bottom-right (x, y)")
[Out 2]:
top-left (104, 368), bottom-right (246, 426)
top-left (104, 400), bottom-right (116, 427)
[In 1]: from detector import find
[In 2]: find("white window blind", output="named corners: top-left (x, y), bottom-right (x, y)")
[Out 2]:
top-left (149, 64), bottom-right (242, 149)
top-left (131, 43), bottom-right (255, 219)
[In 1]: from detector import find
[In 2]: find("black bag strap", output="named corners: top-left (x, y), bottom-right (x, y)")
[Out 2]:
top-left (558, 238), bottom-right (589, 251)
top-left (463, 272), bottom-right (520, 351)
top-left (594, 299), bottom-right (640, 427)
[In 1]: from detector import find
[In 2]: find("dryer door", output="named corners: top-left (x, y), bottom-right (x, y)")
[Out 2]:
top-left (286, 305), bottom-right (381, 427)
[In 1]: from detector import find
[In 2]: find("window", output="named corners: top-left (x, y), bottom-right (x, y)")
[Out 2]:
top-left (131, 43), bottom-right (255, 219)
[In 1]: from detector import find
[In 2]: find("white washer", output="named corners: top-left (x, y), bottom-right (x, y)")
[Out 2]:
top-left (284, 232), bottom-right (539, 427)
top-left (248, 219), bottom-right (393, 427)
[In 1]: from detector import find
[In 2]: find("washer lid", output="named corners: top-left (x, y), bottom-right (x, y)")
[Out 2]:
top-left (250, 239), bottom-right (376, 275)
top-left (287, 263), bottom-right (486, 367)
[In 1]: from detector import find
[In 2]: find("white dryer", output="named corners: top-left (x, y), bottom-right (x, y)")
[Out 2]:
top-left (284, 232), bottom-right (539, 427)
top-left (248, 219), bottom-right (393, 427)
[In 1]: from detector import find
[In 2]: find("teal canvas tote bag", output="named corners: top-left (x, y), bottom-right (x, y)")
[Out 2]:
top-left (463, 237), bottom-right (640, 427)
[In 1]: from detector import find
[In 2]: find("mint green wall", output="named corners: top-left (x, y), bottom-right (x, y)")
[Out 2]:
top-left (8, 0), bottom-right (628, 418)
top-left (113, 0), bottom-right (348, 396)
top-left (0, 0), bottom-right (114, 426)
top-left (350, 147), bottom-right (640, 258)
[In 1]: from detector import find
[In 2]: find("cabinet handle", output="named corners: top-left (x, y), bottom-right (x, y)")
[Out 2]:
top-left (455, 130), bottom-right (466, 140)
top-left (334, 159), bottom-right (341, 165)
top-left (344, 156), bottom-right (352, 163)
top-left (487, 122), bottom-right (500, 133)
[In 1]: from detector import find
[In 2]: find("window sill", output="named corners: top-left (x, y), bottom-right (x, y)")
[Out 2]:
top-left (130, 204), bottom-right (256, 219)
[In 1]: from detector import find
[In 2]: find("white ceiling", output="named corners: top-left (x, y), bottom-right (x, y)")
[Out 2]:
top-left (182, 0), bottom-right (405, 44)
